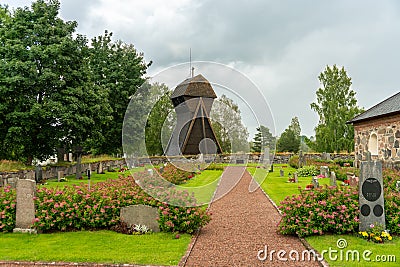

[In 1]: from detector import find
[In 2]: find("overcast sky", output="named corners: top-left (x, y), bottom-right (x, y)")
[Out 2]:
top-left (3, 0), bottom-right (400, 137)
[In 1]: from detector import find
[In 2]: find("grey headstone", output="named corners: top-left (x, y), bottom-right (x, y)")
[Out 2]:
top-left (330, 171), bottom-right (336, 186)
top-left (312, 176), bottom-right (319, 188)
top-left (396, 181), bottom-right (400, 192)
top-left (14, 179), bottom-right (36, 230)
top-left (294, 172), bottom-right (298, 183)
top-left (68, 152), bottom-right (73, 162)
top-left (97, 162), bottom-right (103, 174)
top-left (120, 205), bottom-right (160, 232)
top-left (35, 166), bottom-right (43, 183)
top-left (263, 147), bottom-right (270, 167)
top-left (159, 167), bottom-right (164, 174)
top-left (320, 166), bottom-right (329, 177)
top-left (299, 150), bottom-right (306, 168)
top-left (57, 171), bottom-right (64, 182)
top-left (280, 169), bottom-right (284, 177)
top-left (359, 159), bottom-right (385, 232)
top-left (326, 153), bottom-right (331, 161)
top-left (147, 169), bottom-right (153, 176)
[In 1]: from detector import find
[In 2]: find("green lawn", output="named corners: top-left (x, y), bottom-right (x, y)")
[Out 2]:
top-left (180, 169), bottom-right (223, 205)
top-left (248, 164), bottom-right (333, 205)
top-left (0, 231), bottom-right (191, 265)
top-left (306, 234), bottom-right (399, 266)
top-left (247, 164), bottom-right (399, 267)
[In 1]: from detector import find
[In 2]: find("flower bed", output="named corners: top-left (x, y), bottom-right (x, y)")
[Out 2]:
top-left (0, 186), bottom-right (16, 232)
top-left (156, 163), bottom-right (195, 185)
top-left (279, 167), bottom-right (400, 237)
top-left (278, 185), bottom-right (360, 237)
top-left (0, 173), bottom-right (211, 234)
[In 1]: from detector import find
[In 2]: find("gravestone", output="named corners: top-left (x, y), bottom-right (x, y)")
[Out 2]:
top-left (147, 169), bottom-right (153, 176)
top-left (35, 165), bottom-right (43, 183)
top-left (349, 175), bottom-right (359, 187)
top-left (97, 162), bottom-right (104, 174)
top-left (321, 152), bottom-right (327, 160)
top-left (57, 170), bottom-right (64, 182)
top-left (280, 169), bottom-right (284, 177)
top-left (312, 176), bottom-right (319, 188)
top-left (359, 153), bottom-right (385, 232)
top-left (198, 153), bottom-right (204, 163)
top-left (68, 153), bottom-right (73, 162)
top-left (330, 171), bottom-right (336, 186)
top-left (320, 166), bottom-right (329, 177)
top-left (120, 205), bottom-right (160, 232)
top-left (263, 147), bottom-right (270, 167)
top-left (159, 166), bottom-right (164, 174)
top-left (13, 179), bottom-right (36, 233)
top-left (270, 164), bottom-right (274, 173)
top-left (396, 181), bottom-right (400, 192)
top-left (299, 150), bottom-right (306, 168)
top-left (294, 172), bottom-right (298, 183)
top-left (326, 153), bottom-right (331, 161)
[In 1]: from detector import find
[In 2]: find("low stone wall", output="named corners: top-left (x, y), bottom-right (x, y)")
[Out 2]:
top-left (139, 153), bottom-right (355, 165)
top-left (1, 153), bottom-right (357, 188)
top-left (0, 159), bottom-right (126, 188)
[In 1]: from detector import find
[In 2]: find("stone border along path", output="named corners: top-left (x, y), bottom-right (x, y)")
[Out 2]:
top-left (181, 166), bottom-right (322, 267)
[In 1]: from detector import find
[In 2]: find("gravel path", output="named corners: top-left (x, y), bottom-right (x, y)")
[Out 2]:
top-left (183, 166), bottom-right (321, 267)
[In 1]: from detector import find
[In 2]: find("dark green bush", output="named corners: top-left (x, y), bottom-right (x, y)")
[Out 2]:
top-left (296, 165), bottom-right (319, 177)
top-left (205, 163), bottom-right (225, 171)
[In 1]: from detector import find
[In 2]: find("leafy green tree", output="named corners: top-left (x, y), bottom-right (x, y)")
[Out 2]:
top-left (88, 31), bottom-right (149, 155)
top-left (0, 0), bottom-right (112, 175)
top-left (276, 117), bottom-right (301, 153)
top-left (251, 125), bottom-right (275, 152)
top-left (145, 83), bottom-right (174, 156)
top-left (0, 0), bottom-right (100, 164)
top-left (310, 65), bottom-right (363, 152)
top-left (289, 117), bottom-right (301, 137)
top-left (210, 95), bottom-right (249, 153)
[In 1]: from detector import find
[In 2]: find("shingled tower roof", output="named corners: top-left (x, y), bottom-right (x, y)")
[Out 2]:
top-left (171, 74), bottom-right (217, 99)
top-left (348, 91), bottom-right (400, 124)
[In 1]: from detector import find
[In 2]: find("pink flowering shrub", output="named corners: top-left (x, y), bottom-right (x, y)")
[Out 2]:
top-left (0, 185), bottom-right (16, 232)
top-left (158, 203), bottom-right (211, 234)
top-left (278, 186), bottom-right (359, 237)
top-left (156, 164), bottom-right (195, 185)
top-left (383, 168), bottom-right (400, 234)
top-left (31, 174), bottom-right (210, 233)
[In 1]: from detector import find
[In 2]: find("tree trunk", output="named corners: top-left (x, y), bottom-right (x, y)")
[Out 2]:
top-left (57, 147), bottom-right (65, 162)
top-left (76, 153), bottom-right (82, 179)
top-left (26, 155), bottom-right (33, 166)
